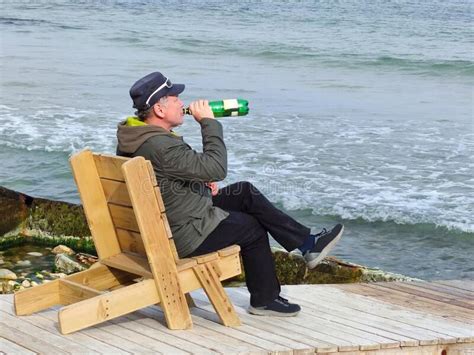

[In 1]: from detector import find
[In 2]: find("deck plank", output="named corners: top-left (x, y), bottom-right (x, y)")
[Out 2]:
top-left (338, 282), bottom-right (473, 324)
top-left (0, 321), bottom-right (69, 354)
top-left (313, 284), bottom-right (474, 341)
top-left (0, 336), bottom-right (36, 355)
top-left (0, 299), bottom-right (129, 354)
top-left (1, 281), bottom-right (473, 354)
top-left (373, 282), bottom-right (474, 309)
top-left (435, 280), bottom-right (474, 292)
top-left (410, 281), bottom-right (474, 300)
top-left (280, 286), bottom-right (448, 345)
top-left (225, 288), bottom-right (400, 351)
top-left (192, 290), bottom-right (352, 352)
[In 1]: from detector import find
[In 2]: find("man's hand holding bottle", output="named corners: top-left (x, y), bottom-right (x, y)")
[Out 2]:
top-left (188, 100), bottom-right (215, 122)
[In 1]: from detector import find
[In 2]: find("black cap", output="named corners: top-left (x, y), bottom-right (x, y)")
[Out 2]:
top-left (130, 72), bottom-right (185, 111)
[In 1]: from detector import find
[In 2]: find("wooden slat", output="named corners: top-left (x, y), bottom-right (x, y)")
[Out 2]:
top-left (70, 150), bottom-right (121, 259)
top-left (146, 160), bottom-right (158, 186)
top-left (0, 321), bottom-right (68, 354)
top-left (161, 213), bottom-right (174, 239)
top-left (124, 312), bottom-right (223, 354)
top-left (2, 310), bottom-right (94, 353)
top-left (375, 282), bottom-right (474, 309)
top-left (435, 280), bottom-right (474, 292)
top-left (93, 153), bottom-right (129, 181)
top-left (65, 263), bottom-right (133, 291)
top-left (319, 284), bottom-right (473, 341)
top-left (227, 288), bottom-right (401, 350)
top-left (108, 203), bottom-right (140, 232)
top-left (153, 186), bottom-right (166, 213)
top-left (218, 245), bottom-right (241, 257)
top-left (411, 281), bottom-right (474, 300)
top-left (101, 252), bottom-right (153, 278)
top-left (0, 335), bottom-right (36, 355)
top-left (101, 178), bottom-right (132, 207)
top-left (140, 305), bottom-right (269, 354)
top-left (59, 279), bottom-right (104, 305)
top-left (14, 279), bottom-right (60, 316)
top-left (192, 251), bottom-right (219, 264)
top-left (188, 306), bottom-right (294, 353)
top-left (116, 228), bottom-right (146, 255)
top-left (102, 252), bottom-right (153, 278)
top-left (58, 279), bottom-right (160, 334)
top-left (122, 157), bottom-right (192, 330)
top-left (191, 292), bottom-right (334, 353)
top-left (351, 283), bottom-right (473, 324)
top-left (285, 285), bottom-right (438, 346)
top-left (193, 262), bottom-right (241, 327)
top-left (1, 298), bottom-right (127, 354)
top-left (225, 289), bottom-right (389, 351)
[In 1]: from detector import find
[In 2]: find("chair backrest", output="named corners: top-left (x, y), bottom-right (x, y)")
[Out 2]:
top-left (69, 150), bottom-right (175, 261)
top-left (71, 150), bottom-right (192, 329)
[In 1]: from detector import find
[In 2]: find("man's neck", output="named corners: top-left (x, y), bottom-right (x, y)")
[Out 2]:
top-left (146, 118), bottom-right (172, 131)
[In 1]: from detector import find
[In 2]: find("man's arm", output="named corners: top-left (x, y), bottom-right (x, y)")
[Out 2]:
top-left (159, 118), bottom-right (227, 181)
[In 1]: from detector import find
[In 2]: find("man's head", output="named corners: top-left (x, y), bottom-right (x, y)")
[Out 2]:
top-left (130, 72), bottom-right (185, 130)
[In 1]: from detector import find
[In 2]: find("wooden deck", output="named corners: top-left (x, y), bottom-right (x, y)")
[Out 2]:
top-left (1, 281), bottom-right (473, 354)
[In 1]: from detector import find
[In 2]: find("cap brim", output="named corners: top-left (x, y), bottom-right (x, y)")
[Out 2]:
top-left (167, 83), bottom-right (185, 96)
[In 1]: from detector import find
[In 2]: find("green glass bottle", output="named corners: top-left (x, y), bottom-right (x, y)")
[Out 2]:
top-left (183, 99), bottom-right (249, 117)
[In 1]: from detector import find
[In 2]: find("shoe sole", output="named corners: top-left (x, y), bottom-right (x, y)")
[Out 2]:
top-left (248, 306), bottom-right (300, 317)
top-left (305, 225), bottom-right (344, 269)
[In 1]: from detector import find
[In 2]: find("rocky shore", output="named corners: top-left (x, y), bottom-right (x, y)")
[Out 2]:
top-left (0, 186), bottom-right (418, 294)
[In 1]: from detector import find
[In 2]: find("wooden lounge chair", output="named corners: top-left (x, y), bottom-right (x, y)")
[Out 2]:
top-left (14, 149), bottom-right (242, 334)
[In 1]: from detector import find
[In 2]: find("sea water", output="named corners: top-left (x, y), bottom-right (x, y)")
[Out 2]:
top-left (1, 0), bottom-right (473, 280)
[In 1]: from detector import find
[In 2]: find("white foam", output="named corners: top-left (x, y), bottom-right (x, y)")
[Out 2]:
top-left (2, 105), bottom-right (473, 234)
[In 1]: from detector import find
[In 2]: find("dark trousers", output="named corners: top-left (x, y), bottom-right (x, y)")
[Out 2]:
top-left (188, 181), bottom-right (310, 307)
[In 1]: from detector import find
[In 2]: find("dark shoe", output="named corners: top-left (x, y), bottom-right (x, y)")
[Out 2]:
top-left (304, 224), bottom-right (344, 269)
top-left (248, 296), bottom-right (301, 317)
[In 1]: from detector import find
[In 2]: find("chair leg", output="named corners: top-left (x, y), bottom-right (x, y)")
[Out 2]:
top-left (185, 293), bottom-right (196, 308)
top-left (59, 279), bottom-right (161, 334)
top-left (14, 279), bottom-right (61, 316)
top-left (193, 262), bottom-right (241, 327)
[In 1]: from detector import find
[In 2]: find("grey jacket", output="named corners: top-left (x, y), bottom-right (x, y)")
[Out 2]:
top-left (116, 118), bottom-right (229, 257)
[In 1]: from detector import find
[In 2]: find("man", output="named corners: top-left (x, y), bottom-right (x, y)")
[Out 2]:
top-left (116, 71), bottom-right (344, 316)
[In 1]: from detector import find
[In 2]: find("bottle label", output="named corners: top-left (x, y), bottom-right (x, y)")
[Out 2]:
top-left (223, 99), bottom-right (239, 110)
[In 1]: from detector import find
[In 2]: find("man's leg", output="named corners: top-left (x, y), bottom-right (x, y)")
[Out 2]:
top-left (212, 181), bottom-right (310, 251)
top-left (188, 211), bottom-right (280, 307)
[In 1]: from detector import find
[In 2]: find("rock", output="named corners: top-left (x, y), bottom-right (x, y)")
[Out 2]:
top-left (35, 273), bottom-right (44, 279)
top-left (27, 252), bottom-right (43, 257)
top-left (31, 281), bottom-right (39, 287)
top-left (52, 245), bottom-right (75, 255)
top-left (0, 186), bottom-right (33, 235)
top-left (0, 268), bottom-right (17, 280)
top-left (49, 272), bottom-right (67, 279)
top-left (54, 254), bottom-right (84, 274)
top-left (76, 253), bottom-right (98, 266)
top-left (21, 279), bottom-right (31, 287)
top-left (0, 259), bottom-right (4, 265)
top-left (16, 260), bottom-right (31, 267)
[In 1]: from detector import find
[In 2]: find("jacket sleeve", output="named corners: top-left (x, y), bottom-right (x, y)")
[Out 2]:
top-left (158, 118), bottom-right (227, 181)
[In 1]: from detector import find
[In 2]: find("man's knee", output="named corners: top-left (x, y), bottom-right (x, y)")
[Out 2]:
top-left (237, 214), bottom-right (268, 247)
top-left (236, 181), bottom-right (260, 196)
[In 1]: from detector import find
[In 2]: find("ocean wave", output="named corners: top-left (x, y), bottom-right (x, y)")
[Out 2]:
top-left (299, 211), bottom-right (473, 237)
top-left (158, 42), bottom-right (474, 77)
top-left (0, 16), bottom-right (84, 30)
top-left (1, 105), bottom-right (473, 235)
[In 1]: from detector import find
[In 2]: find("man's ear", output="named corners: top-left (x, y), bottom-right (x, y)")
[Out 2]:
top-left (153, 104), bottom-right (164, 119)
